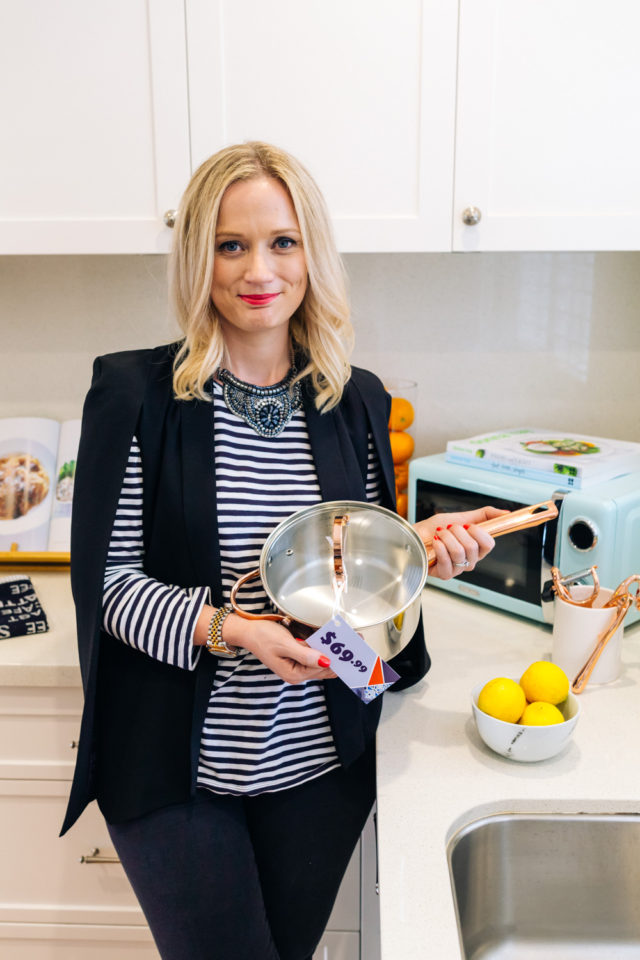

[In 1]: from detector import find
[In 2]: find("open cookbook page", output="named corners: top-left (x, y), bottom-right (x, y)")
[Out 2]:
top-left (0, 417), bottom-right (80, 552)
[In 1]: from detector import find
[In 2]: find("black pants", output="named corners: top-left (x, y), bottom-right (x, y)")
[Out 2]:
top-left (106, 743), bottom-right (375, 960)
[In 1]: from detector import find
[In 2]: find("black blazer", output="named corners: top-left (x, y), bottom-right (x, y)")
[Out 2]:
top-left (61, 345), bottom-right (430, 834)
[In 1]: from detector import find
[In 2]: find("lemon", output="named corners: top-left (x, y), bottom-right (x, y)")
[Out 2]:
top-left (520, 661), bottom-right (569, 705)
top-left (477, 677), bottom-right (527, 723)
top-left (520, 701), bottom-right (565, 726)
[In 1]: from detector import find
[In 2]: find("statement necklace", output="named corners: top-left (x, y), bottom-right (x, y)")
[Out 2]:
top-left (217, 363), bottom-right (303, 438)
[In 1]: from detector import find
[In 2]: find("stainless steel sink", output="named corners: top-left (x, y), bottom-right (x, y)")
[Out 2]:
top-left (447, 812), bottom-right (640, 959)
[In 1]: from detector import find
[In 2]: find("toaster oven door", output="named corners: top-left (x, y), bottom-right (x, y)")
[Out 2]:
top-left (415, 479), bottom-right (559, 617)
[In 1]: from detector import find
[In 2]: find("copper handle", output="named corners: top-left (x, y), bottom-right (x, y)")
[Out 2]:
top-left (571, 597), bottom-right (631, 694)
top-left (229, 569), bottom-right (290, 624)
top-left (551, 565), bottom-right (601, 607)
top-left (332, 515), bottom-right (350, 589)
top-left (424, 499), bottom-right (558, 566)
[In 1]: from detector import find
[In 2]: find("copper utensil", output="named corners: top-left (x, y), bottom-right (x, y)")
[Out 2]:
top-left (550, 565), bottom-right (601, 608)
top-left (572, 574), bottom-right (640, 693)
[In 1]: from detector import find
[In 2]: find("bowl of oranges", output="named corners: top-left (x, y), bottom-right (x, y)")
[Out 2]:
top-left (471, 661), bottom-right (580, 762)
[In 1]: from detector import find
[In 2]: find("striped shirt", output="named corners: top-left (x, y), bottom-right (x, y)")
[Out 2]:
top-left (102, 381), bottom-right (382, 795)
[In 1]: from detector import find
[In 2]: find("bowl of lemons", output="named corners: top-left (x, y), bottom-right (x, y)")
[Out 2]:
top-left (471, 661), bottom-right (580, 762)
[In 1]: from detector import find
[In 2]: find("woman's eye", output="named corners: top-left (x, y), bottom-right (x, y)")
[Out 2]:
top-left (218, 240), bottom-right (242, 253)
top-left (274, 236), bottom-right (296, 250)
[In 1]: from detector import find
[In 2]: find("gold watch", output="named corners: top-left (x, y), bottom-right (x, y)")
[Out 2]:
top-left (205, 605), bottom-right (238, 658)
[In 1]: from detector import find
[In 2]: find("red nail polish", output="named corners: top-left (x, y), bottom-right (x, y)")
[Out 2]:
top-left (433, 535), bottom-right (440, 542)
top-left (447, 523), bottom-right (453, 530)
top-left (463, 524), bottom-right (470, 530)
top-left (295, 637), bottom-right (305, 642)
top-left (318, 655), bottom-right (331, 668)
top-left (436, 526), bottom-right (443, 531)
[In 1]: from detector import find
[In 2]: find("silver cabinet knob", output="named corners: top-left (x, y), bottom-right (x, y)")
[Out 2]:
top-left (461, 206), bottom-right (482, 226)
top-left (163, 209), bottom-right (178, 228)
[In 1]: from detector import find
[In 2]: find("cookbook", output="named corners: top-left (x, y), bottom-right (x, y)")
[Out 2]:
top-left (0, 417), bottom-right (81, 552)
top-left (445, 427), bottom-right (640, 488)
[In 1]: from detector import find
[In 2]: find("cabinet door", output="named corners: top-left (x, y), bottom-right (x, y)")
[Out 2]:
top-left (454, 0), bottom-right (640, 251)
top-left (312, 931), bottom-right (359, 960)
top-left (185, 0), bottom-right (457, 252)
top-left (325, 840), bottom-right (359, 933)
top-left (360, 811), bottom-right (381, 960)
top-left (0, 0), bottom-right (190, 255)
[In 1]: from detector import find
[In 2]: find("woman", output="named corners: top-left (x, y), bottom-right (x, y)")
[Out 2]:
top-left (62, 142), bottom-right (502, 960)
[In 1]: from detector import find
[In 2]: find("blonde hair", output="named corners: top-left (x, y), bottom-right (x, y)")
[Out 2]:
top-left (169, 142), bottom-right (353, 410)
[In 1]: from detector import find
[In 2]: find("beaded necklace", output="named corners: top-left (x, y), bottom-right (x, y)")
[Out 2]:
top-left (217, 362), bottom-right (303, 438)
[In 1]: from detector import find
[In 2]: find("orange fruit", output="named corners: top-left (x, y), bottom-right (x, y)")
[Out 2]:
top-left (396, 493), bottom-right (408, 518)
top-left (389, 397), bottom-right (415, 431)
top-left (394, 462), bottom-right (409, 492)
top-left (389, 431), bottom-right (414, 465)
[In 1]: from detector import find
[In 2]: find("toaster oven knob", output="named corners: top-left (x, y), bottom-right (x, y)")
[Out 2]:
top-left (567, 519), bottom-right (598, 551)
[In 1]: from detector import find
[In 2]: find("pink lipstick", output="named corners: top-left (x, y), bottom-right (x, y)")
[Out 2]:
top-left (238, 293), bottom-right (279, 306)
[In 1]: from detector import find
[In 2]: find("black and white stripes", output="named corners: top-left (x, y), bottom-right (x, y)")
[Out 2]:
top-left (103, 443), bottom-right (206, 670)
top-left (102, 381), bottom-right (382, 795)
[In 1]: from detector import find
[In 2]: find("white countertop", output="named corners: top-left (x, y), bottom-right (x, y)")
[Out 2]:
top-left (0, 569), bottom-right (80, 686)
top-left (376, 587), bottom-right (640, 960)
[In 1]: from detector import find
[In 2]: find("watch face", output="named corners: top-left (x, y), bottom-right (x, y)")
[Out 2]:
top-left (209, 642), bottom-right (239, 659)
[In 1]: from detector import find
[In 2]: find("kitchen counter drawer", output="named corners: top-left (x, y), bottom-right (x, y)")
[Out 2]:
top-left (0, 781), bottom-right (143, 926)
top-left (0, 925), bottom-right (359, 960)
top-left (0, 922), bottom-right (159, 960)
top-left (0, 686), bottom-right (82, 780)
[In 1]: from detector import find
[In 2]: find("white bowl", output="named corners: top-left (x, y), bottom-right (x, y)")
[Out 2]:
top-left (471, 681), bottom-right (581, 762)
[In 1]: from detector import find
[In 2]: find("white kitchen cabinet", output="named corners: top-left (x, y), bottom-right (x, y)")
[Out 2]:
top-left (453, 0), bottom-right (640, 251)
top-left (2, 1), bottom-right (639, 255)
top-left (2, 0), bottom-right (457, 254)
top-left (0, 0), bottom-right (190, 255)
top-left (185, 0), bottom-right (458, 253)
top-left (0, 572), bottom-right (373, 958)
top-left (0, 681), bottom-right (160, 958)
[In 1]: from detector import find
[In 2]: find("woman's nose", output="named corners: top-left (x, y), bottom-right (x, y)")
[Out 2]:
top-left (244, 246), bottom-right (274, 283)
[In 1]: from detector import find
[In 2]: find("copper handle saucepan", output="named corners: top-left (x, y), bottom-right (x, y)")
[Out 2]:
top-left (229, 500), bottom-right (559, 633)
top-left (422, 499), bottom-right (558, 566)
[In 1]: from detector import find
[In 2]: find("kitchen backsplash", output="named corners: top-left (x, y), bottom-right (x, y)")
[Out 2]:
top-left (1, 252), bottom-right (639, 456)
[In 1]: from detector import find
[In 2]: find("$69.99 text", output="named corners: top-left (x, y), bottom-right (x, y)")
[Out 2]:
top-left (319, 631), bottom-right (368, 673)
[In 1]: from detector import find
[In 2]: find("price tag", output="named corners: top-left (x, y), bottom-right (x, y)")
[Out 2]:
top-left (304, 615), bottom-right (400, 703)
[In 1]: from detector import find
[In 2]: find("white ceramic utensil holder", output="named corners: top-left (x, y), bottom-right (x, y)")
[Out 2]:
top-left (552, 585), bottom-right (623, 684)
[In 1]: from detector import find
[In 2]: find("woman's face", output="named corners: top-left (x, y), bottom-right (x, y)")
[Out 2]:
top-left (210, 176), bottom-right (308, 342)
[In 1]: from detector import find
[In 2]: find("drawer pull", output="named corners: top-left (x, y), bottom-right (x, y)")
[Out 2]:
top-left (69, 740), bottom-right (79, 749)
top-left (79, 847), bottom-right (121, 864)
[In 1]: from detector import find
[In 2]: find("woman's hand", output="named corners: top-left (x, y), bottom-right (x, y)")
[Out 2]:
top-left (223, 614), bottom-right (337, 685)
top-left (414, 506), bottom-right (508, 581)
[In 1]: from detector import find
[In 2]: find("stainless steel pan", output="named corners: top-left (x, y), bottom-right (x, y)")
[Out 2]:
top-left (230, 499), bottom-right (558, 661)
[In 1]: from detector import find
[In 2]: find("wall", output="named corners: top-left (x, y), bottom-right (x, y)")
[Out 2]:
top-left (1, 252), bottom-right (639, 456)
